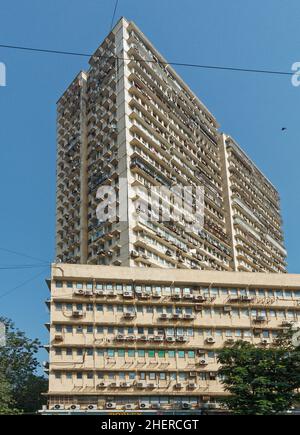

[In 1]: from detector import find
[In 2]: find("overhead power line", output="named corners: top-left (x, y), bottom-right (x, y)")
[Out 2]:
top-left (0, 247), bottom-right (50, 264)
top-left (110, 0), bottom-right (119, 31)
top-left (0, 43), bottom-right (295, 77)
top-left (0, 264), bottom-right (50, 270)
top-left (0, 268), bottom-right (49, 300)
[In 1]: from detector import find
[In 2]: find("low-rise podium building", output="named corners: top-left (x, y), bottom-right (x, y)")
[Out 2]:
top-left (43, 264), bottom-right (300, 414)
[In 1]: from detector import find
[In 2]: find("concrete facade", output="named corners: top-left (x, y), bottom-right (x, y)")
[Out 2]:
top-left (55, 18), bottom-right (286, 274)
top-left (44, 263), bottom-right (300, 412)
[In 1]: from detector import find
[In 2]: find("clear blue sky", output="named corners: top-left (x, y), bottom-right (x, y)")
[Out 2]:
top-left (0, 0), bottom-right (299, 363)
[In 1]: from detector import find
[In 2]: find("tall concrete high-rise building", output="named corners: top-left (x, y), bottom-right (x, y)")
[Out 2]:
top-left (55, 17), bottom-right (286, 273)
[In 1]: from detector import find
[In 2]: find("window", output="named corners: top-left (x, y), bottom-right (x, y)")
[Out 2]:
top-left (67, 282), bottom-right (73, 288)
top-left (55, 349), bottom-right (62, 356)
top-left (96, 304), bottom-right (103, 312)
top-left (148, 350), bottom-right (155, 358)
top-left (107, 349), bottom-right (115, 358)
top-left (138, 350), bottom-right (145, 358)
top-left (66, 348), bottom-right (72, 356)
top-left (107, 305), bottom-right (114, 312)
top-left (118, 349), bottom-right (125, 357)
top-left (66, 372), bottom-right (72, 379)
top-left (97, 326), bottom-right (104, 334)
top-left (87, 282), bottom-right (93, 290)
top-left (87, 372), bottom-right (93, 380)
top-left (129, 372), bottom-right (135, 380)
top-left (107, 326), bottom-right (114, 334)
top-left (188, 351), bottom-right (195, 358)
top-left (76, 373), bottom-right (83, 379)
top-left (66, 325), bottom-right (73, 333)
top-left (86, 304), bottom-right (93, 312)
top-left (158, 351), bottom-right (165, 358)
top-left (55, 325), bottom-right (62, 332)
top-left (149, 373), bottom-right (156, 380)
top-left (128, 350), bottom-right (135, 357)
top-left (159, 373), bottom-right (166, 380)
top-left (55, 281), bottom-right (63, 288)
top-left (77, 349), bottom-right (83, 356)
top-left (76, 283), bottom-right (83, 290)
top-left (168, 351), bottom-right (175, 358)
top-left (55, 303), bottom-right (62, 311)
top-left (178, 351), bottom-right (185, 359)
top-left (55, 372), bottom-right (61, 379)
top-left (86, 326), bottom-right (93, 334)
top-left (86, 349), bottom-right (93, 356)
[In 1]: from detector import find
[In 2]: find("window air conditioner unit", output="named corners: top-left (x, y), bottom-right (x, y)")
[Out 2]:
top-left (151, 403), bottom-right (161, 409)
top-left (183, 294), bottom-right (193, 300)
top-left (159, 314), bottom-right (168, 320)
top-left (281, 321), bottom-right (293, 327)
top-left (126, 335), bottom-right (136, 342)
top-left (123, 312), bottom-right (135, 319)
top-left (140, 336), bottom-right (149, 342)
top-left (225, 338), bottom-right (235, 344)
top-left (261, 339), bottom-right (270, 345)
top-left (172, 313), bottom-right (181, 319)
top-left (54, 335), bottom-right (63, 342)
top-left (106, 402), bottom-right (116, 409)
top-left (131, 250), bottom-right (139, 258)
top-left (120, 382), bottom-right (131, 388)
top-left (206, 337), bottom-right (216, 344)
top-left (136, 382), bottom-right (146, 389)
top-left (175, 383), bottom-right (183, 389)
top-left (140, 293), bottom-right (151, 299)
top-left (124, 404), bottom-right (134, 410)
top-left (153, 336), bottom-right (164, 342)
top-left (177, 336), bottom-right (188, 342)
top-left (68, 404), bottom-right (80, 411)
top-left (74, 290), bottom-right (85, 296)
top-left (85, 291), bottom-right (93, 297)
top-left (97, 382), bottom-right (107, 389)
top-left (147, 383), bottom-right (156, 389)
top-left (182, 402), bottom-right (192, 409)
top-left (51, 404), bottom-right (65, 410)
top-left (224, 306), bottom-right (232, 312)
top-left (123, 292), bottom-right (134, 298)
top-left (94, 290), bottom-right (105, 296)
top-left (166, 336), bottom-right (175, 343)
top-left (171, 294), bottom-right (181, 300)
top-left (199, 359), bottom-right (208, 366)
top-left (116, 334), bottom-right (125, 341)
top-left (255, 316), bottom-right (267, 323)
top-left (194, 295), bottom-right (206, 302)
top-left (86, 404), bottom-right (97, 411)
top-left (195, 304), bottom-right (203, 311)
top-left (139, 402), bottom-right (149, 409)
top-left (183, 314), bottom-right (194, 320)
top-left (72, 310), bottom-right (83, 318)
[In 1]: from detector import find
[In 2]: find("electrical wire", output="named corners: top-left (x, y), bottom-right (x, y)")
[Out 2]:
top-left (0, 43), bottom-right (295, 77)
top-left (110, 0), bottom-right (119, 31)
top-left (0, 268), bottom-right (49, 300)
top-left (0, 264), bottom-right (50, 270)
top-left (0, 247), bottom-right (50, 264)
